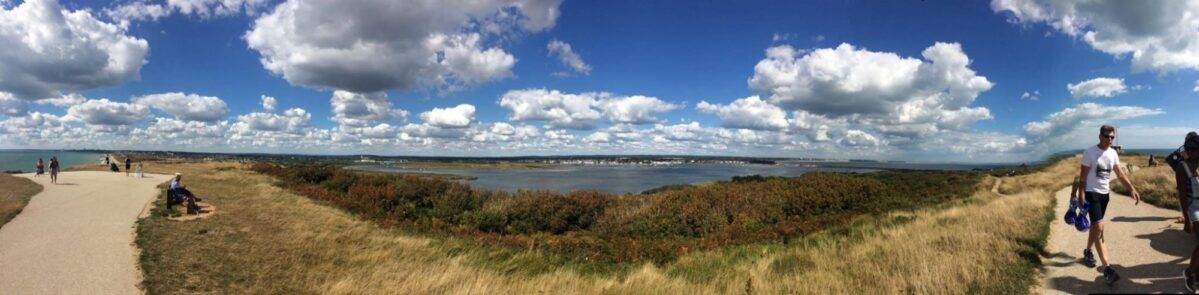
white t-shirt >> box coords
[1082,145,1120,194]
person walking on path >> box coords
[124,157,131,177]
[1074,124,1141,285]
[1176,132,1199,235]
[35,158,43,177]
[1168,133,1199,292]
[136,162,143,178]
[48,157,59,184]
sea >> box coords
[349,160,1003,194]
[0,150,107,173]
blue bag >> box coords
[1075,202,1090,232]
[1065,198,1077,225]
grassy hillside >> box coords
[1111,154,1179,210]
[133,159,1073,294]
[251,163,983,265]
[0,173,42,228]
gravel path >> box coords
[1041,185,1196,293]
[0,171,171,295]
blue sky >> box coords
[1,0,1197,162]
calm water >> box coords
[348,163,894,194]
[0,150,106,172]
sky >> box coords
[0,0,1197,163]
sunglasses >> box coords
[1102,134,1116,139]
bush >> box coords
[289,165,333,184]
[323,170,359,193]
[504,191,609,234]
[465,208,508,233]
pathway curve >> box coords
[0,171,171,295]
[1041,185,1196,293]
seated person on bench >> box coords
[168,173,202,214]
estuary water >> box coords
[348,161,994,194]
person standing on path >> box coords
[48,157,59,184]
[1074,124,1141,285]
[35,158,43,177]
[124,157,131,177]
[1168,133,1199,292]
[136,162,143,178]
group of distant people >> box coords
[34,154,146,184]
[100,154,144,178]
[32,154,201,214]
[1068,125,1199,291]
[33,157,60,184]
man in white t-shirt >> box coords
[1072,124,1141,285]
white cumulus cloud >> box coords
[596,95,680,124]
[1021,103,1160,144]
[234,107,311,133]
[547,39,591,75]
[1067,77,1128,99]
[498,88,602,130]
[0,92,26,117]
[105,0,271,27]
[747,42,994,140]
[330,91,406,127]
[470,122,539,142]
[104,1,169,27]
[993,0,1199,73]
[840,130,882,147]
[420,104,475,129]
[66,98,150,126]
[696,96,788,131]
[1021,90,1041,101]
[243,0,560,94]
[132,92,229,122]
[0,0,149,100]
[166,0,270,17]
[33,93,87,108]
[260,95,277,112]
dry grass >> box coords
[0,173,42,228]
[999,154,1178,211]
[129,159,1073,294]
[1112,155,1178,210]
[997,155,1079,195]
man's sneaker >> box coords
[1082,249,1097,267]
[1104,266,1121,285]
[1184,269,1197,293]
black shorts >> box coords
[1085,192,1111,223]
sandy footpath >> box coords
[0,171,171,295]
[1040,185,1197,293]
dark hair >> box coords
[1100,124,1116,135]
[1186,131,1199,152]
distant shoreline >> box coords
[0,148,1046,166]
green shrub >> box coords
[465,208,509,233]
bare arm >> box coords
[1077,165,1089,204]
[1115,163,1140,205]
[1071,176,1081,203]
